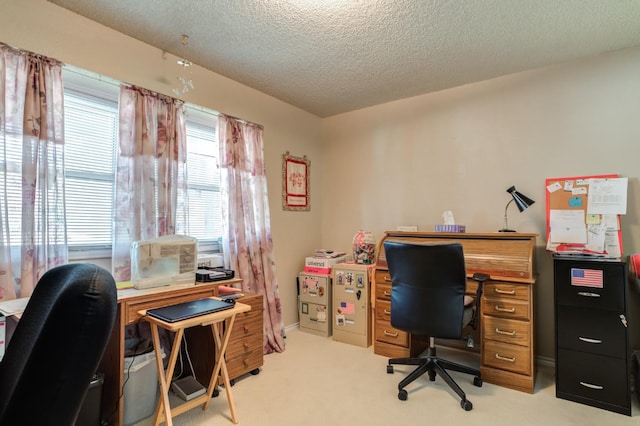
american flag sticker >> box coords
[571,268,604,288]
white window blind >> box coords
[185,117,223,247]
[64,89,117,248]
[61,67,223,254]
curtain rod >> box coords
[63,64,263,129]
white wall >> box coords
[321,47,640,359]
[3,0,640,361]
[0,0,324,329]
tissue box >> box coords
[434,225,466,233]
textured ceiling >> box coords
[49,0,640,117]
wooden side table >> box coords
[140,299,251,426]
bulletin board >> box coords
[545,174,624,257]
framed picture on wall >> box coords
[282,151,310,211]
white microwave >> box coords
[130,235,197,290]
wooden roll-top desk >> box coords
[372,231,537,393]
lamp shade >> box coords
[500,186,535,232]
[507,186,535,212]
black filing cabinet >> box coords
[554,256,630,416]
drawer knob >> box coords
[577,291,600,298]
[244,342,250,349]
[494,305,516,313]
[243,325,250,332]
[384,276,391,282]
[383,330,398,337]
[495,353,516,362]
[578,336,602,344]
[495,328,516,336]
[579,381,604,390]
[383,290,391,296]
[494,288,515,295]
[384,309,391,315]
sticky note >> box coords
[569,197,583,208]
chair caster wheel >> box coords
[230,378,236,386]
[461,399,473,411]
[250,368,260,375]
[387,365,394,374]
[213,387,220,398]
[473,376,483,387]
[398,389,408,401]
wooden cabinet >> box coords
[372,231,536,393]
[225,292,264,381]
[187,291,264,386]
[554,256,631,416]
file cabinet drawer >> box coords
[557,348,628,409]
[557,306,626,358]
[554,260,625,310]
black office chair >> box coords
[383,241,489,411]
[0,263,117,425]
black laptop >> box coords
[146,298,235,323]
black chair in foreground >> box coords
[383,241,489,411]
[0,263,117,425]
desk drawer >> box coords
[482,297,530,321]
[482,340,531,375]
[375,279,392,301]
[483,282,530,301]
[483,316,530,347]
[376,300,392,322]
[226,350,263,380]
[375,320,409,347]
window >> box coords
[184,111,223,252]
[62,67,222,257]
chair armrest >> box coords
[469,273,490,329]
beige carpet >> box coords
[135,327,638,425]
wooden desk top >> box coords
[117,278,242,302]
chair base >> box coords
[387,345,482,411]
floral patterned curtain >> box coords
[0,43,67,300]
[219,115,285,354]
[112,85,188,281]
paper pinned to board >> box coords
[587,178,628,215]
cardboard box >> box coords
[303,265,331,274]
[304,255,347,269]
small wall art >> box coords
[282,151,310,211]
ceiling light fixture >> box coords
[173,34,194,96]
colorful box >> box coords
[434,224,466,233]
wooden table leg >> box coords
[151,324,184,426]
[203,315,238,423]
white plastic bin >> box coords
[123,351,161,425]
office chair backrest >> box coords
[384,241,467,339]
[0,263,117,425]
